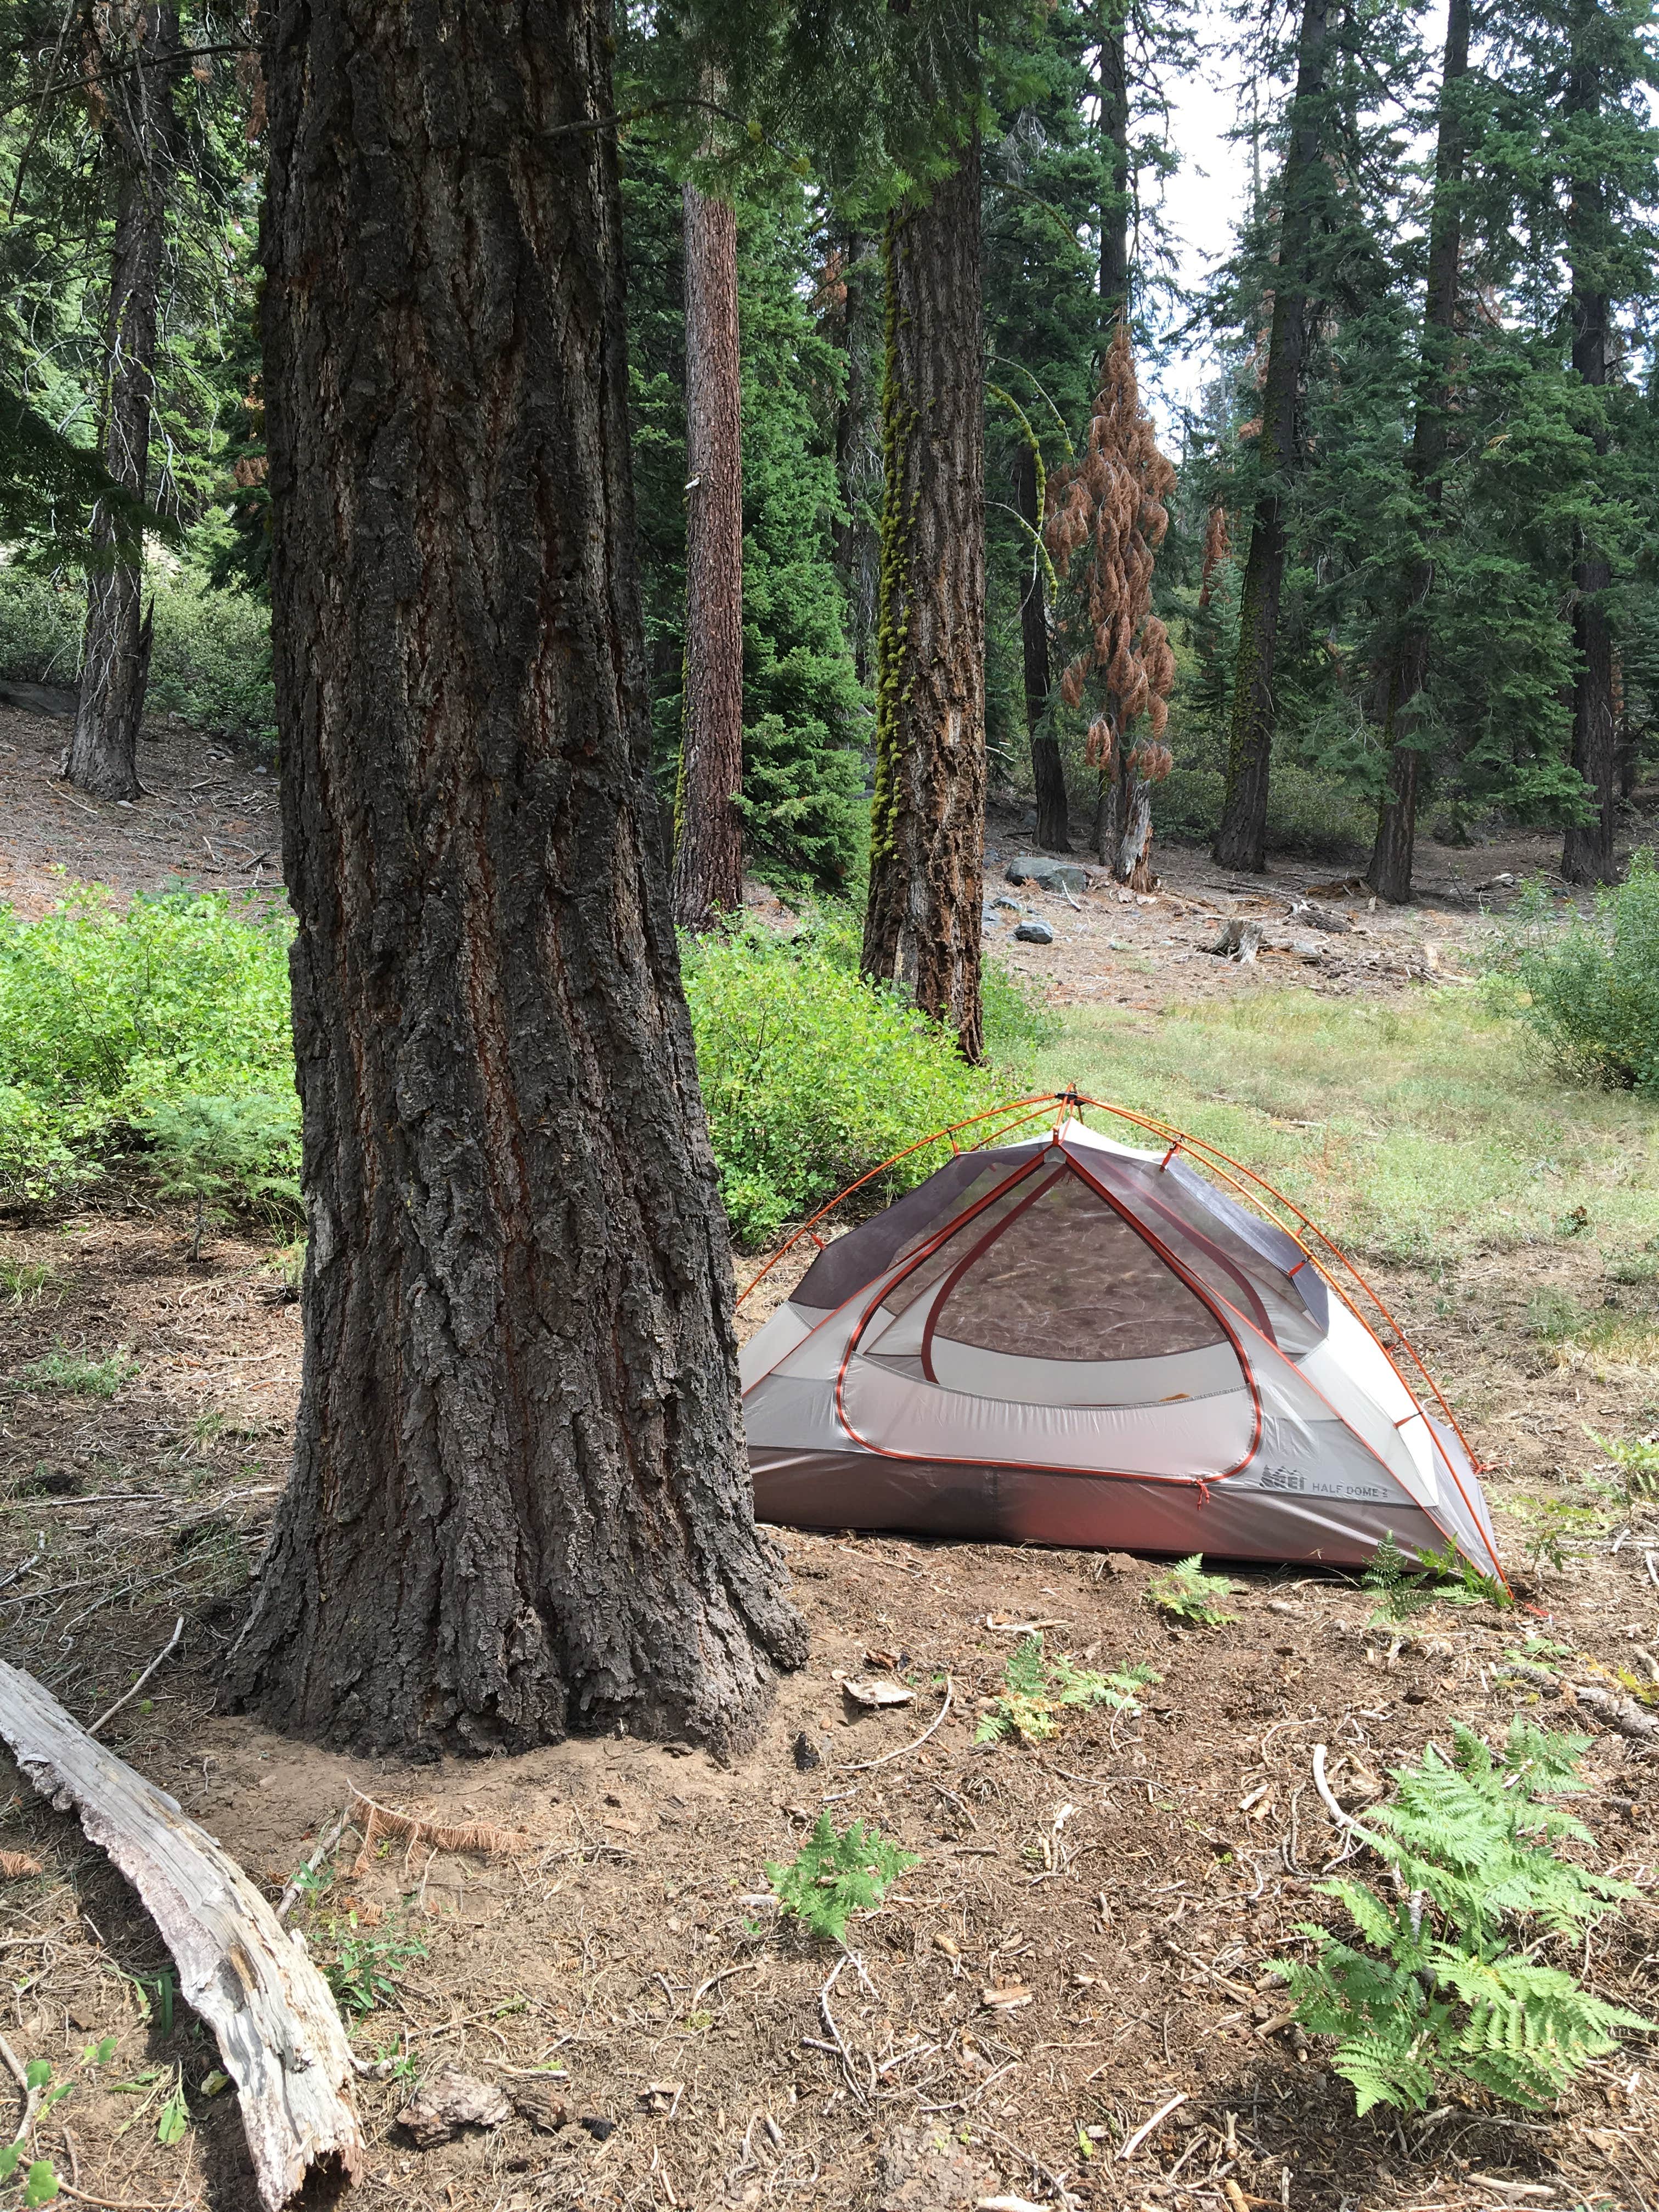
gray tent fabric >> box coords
[740,1119,1503,1577]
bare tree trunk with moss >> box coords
[1212,0,1329,874]
[861,133,986,1062]
[673,174,744,928]
[1368,0,1469,905]
[828,227,882,687]
[1015,439,1068,850]
[224,0,804,1758]
[64,4,182,802]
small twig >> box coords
[979,2121,1080,2207]
[840,1677,953,1773]
[277,1806,351,1920]
[0,1541,44,1593]
[88,1617,183,1738]
[1646,1550,1658,1592]
[1120,2089,1189,2162]
[0,2027,34,2134]
[54,2183,185,2210]
[817,1956,867,2104]
[689,1961,765,2015]
[1311,1744,1356,1830]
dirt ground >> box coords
[2,707,1657,2212]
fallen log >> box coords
[0,1660,360,2209]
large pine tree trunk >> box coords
[862,134,986,1062]
[1212,0,1329,874]
[828,228,882,687]
[63,4,180,802]
[1368,0,1470,905]
[1015,440,1068,850]
[1098,5,1130,322]
[673,178,745,928]
[1561,4,1618,886]
[225,0,804,1758]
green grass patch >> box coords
[7,1343,139,1397]
[1037,989,1659,1262]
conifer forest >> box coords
[3,5,1659,2211]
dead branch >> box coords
[88,1616,182,1738]
[0,1659,360,2210]
[347,1784,527,1876]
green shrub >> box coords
[1362,1532,1510,1621]
[1587,1426,1659,1499]
[0,888,295,1205]
[681,921,1016,1246]
[8,1343,139,1397]
[1279,1720,1651,2114]
[139,1092,301,1257]
[0,564,81,683]
[1153,720,1374,859]
[1489,850,1659,1094]
[1147,1555,1237,1627]
[146,571,276,754]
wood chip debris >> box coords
[980,1982,1034,2010]
[396,2067,511,2146]
[838,1675,915,1708]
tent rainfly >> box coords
[738,1102,1503,1578]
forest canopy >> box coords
[1,0,1653,906]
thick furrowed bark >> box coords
[1212,0,1328,874]
[1015,441,1068,852]
[674,177,745,929]
[65,5,180,802]
[862,138,986,1062]
[1561,8,1619,887]
[228,0,804,1760]
[1562,565,1618,884]
[1368,0,1469,905]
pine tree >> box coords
[862,103,986,1059]
[64,3,186,800]
[1044,321,1176,888]
[1553,0,1659,882]
[227,0,805,1755]
[1212,0,1331,872]
[1368,0,1473,902]
[619,139,863,896]
[674,166,746,928]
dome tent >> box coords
[738,1095,1504,1578]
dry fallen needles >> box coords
[348,1785,528,1876]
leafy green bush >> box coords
[976,1634,1156,1745]
[1362,1532,1510,1621]
[146,571,276,754]
[1153,719,1375,859]
[0,887,295,1204]
[765,1812,917,1944]
[140,1092,301,1257]
[1489,850,1659,1094]
[681,921,1017,1245]
[0,563,276,755]
[1587,1426,1659,1499]
[1279,1720,1650,2114]
[0,563,81,683]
